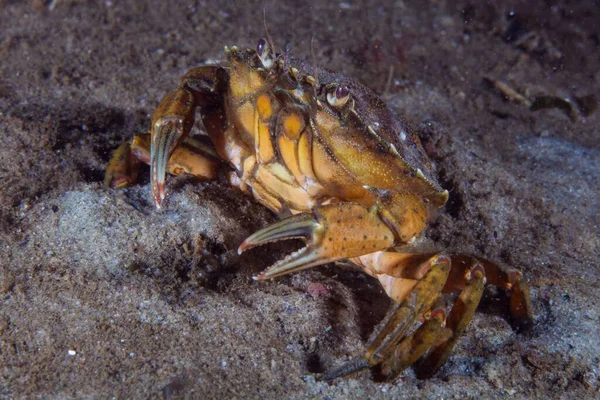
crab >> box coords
[105,37,533,381]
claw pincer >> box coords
[240,203,397,280]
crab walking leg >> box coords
[379,262,487,381]
[239,203,397,279]
[149,66,228,208]
[363,255,450,364]
[105,141,142,189]
[319,311,451,383]
[105,134,223,188]
[444,255,533,333]
[354,252,534,332]
[476,258,533,332]
[354,252,532,378]
[319,256,451,381]
[416,262,486,378]
[379,309,452,381]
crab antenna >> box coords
[310,36,320,89]
[283,41,292,69]
[263,8,276,57]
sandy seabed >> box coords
[1,1,599,398]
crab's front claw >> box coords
[150,118,180,208]
[239,203,396,280]
[149,89,196,209]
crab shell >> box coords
[219,45,448,222]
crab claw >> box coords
[151,117,186,209]
[238,204,396,280]
[148,86,197,209]
[239,213,326,280]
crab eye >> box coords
[256,38,273,68]
[257,38,267,57]
[327,84,350,107]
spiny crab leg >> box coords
[238,203,397,280]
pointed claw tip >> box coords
[237,240,252,254]
[151,177,166,209]
[153,190,165,210]
[252,269,271,281]
[153,189,164,208]
[254,273,267,281]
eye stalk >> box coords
[257,37,274,68]
[327,84,350,107]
